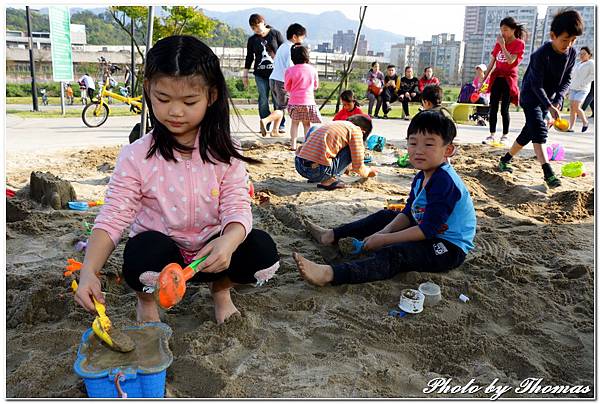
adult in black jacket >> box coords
[398,66,420,120]
[243,14,285,128]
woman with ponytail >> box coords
[482,16,527,144]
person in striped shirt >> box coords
[294,114,377,190]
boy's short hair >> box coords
[407,110,456,145]
[291,44,310,65]
[340,89,361,107]
[286,23,306,40]
[550,9,584,37]
[346,114,373,139]
[387,64,396,69]
[421,85,443,106]
[249,14,265,27]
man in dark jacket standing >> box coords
[243,14,285,131]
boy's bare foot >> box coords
[293,252,334,286]
[306,220,335,245]
[136,293,161,322]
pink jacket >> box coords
[94,131,252,255]
[284,63,319,106]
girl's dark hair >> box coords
[407,110,456,145]
[291,44,310,65]
[340,89,360,107]
[144,35,259,165]
[286,23,306,40]
[404,65,412,72]
[580,46,592,56]
[500,16,528,40]
[550,9,584,37]
[371,61,378,67]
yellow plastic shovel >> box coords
[71,280,135,353]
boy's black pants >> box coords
[331,210,466,285]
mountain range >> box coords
[201,7,405,55]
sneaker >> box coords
[482,135,495,145]
[403,115,410,121]
[581,125,588,133]
[498,160,513,173]
[545,175,561,188]
[383,114,388,119]
[500,134,508,143]
[278,127,286,134]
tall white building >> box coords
[418,33,463,85]
[542,6,595,54]
[389,37,417,70]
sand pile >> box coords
[5,142,594,398]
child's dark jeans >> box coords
[516,104,549,146]
[295,146,352,183]
[331,209,466,285]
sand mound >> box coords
[5,144,594,398]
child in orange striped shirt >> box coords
[295,114,377,190]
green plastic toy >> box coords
[397,153,410,168]
[561,161,584,178]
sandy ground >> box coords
[5,136,595,398]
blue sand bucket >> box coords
[74,322,173,398]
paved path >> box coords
[6,111,595,164]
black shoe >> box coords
[383,114,388,119]
[545,175,561,188]
[582,125,588,133]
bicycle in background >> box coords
[81,57,143,128]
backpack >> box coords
[458,83,475,103]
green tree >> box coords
[153,6,216,41]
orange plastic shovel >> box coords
[154,256,208,309]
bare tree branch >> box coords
[108,8,146,63]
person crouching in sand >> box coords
[294,114,377,191]
[294,110,476,286]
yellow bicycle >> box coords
[82,58,143,128]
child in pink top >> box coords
[73,35,279,325]
[284,44,322,150]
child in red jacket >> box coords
[333,90,364,121]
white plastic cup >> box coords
[419,282,442,306]
[398,289,425,313]
[459,293,470,303]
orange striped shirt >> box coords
[296,121,365,170]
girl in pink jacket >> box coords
[284,44,322,151]
[74,35,279,324]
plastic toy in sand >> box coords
[154,256,208,309]
[397,152,410,168]
[553,118,570,132]
[65,257,83,276]
[366,135,386,152]
[546,143,565,161]
[338,237,364,255]
[385,200,406,211]
[561,161,585,178]
[248,180,255,198]
[72,279,135,353]
[68,199,105,211]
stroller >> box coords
[458,83,489,126]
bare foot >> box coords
[293,252,334,286]
[136,293,160,322]
[211,287,240,324]
[306,220,334,245]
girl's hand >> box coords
[496,35,505,47]
[194,236,237,274]
[74,269,104,314]
[362,233,387,251]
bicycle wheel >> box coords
[82,102,109,127]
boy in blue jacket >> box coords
[294,110,476,286]
[498,9,584,188]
